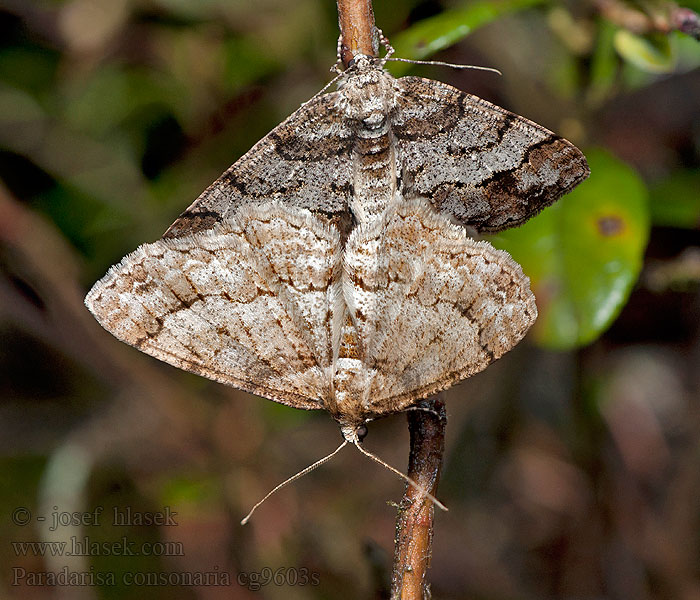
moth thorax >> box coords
[345,65,394,124]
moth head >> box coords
[340,422,369,444]
[346,53,374,70]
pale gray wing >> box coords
[344,197,537,415]
[163,92,355,239]
[86,204,342,410]
[392,76,590,232]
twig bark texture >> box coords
[337,0,377,67]
[391,397,447,599]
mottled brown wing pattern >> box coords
[85,204,343,410]
[393,76,590,232]
[163,92,356,239]
[85,58,588,430]
[344,197,537,416]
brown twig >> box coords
[391,397,447,599]
[337,0,377,67]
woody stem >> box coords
[390,396,446,599]
[337,0,377,67]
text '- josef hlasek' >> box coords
[12,506,178,531]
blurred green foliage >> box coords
[613,30,676,73]
[650,169,700,227]
[389,0,547,72]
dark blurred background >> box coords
[1,0,700,598]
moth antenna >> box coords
[352,441,448,512]
[331,34,344,75]
[241,440,348,525]
[302,70,347,109]
[384,57,502,76]
[376,28,395,65]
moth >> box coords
[162,55,589,240]
[86,196,536,439]
[86,54,588,448]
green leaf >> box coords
[488,149,650,350]
[389,0,547,75]
[613,30,676,73]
